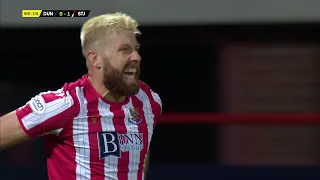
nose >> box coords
[130,50,141,62]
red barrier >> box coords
[159,113,320,125]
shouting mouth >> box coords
[123,68,137,79]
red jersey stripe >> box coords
[86,88,104,180]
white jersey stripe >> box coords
[36,88,63,98]
[126,99,140,180]
[22,92,74,130]
[73,87,91,180]
[151,91,162,110]
[98,99,118,180]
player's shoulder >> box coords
[138,81,151,92]
[138,81,160,97]
[137,81,162,107]
[62,74,89,93]
[27,75,88,112]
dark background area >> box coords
[0,23,320,179]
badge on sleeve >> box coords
[29,95,46,114]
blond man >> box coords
[0,12,162,180]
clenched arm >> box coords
[0,111,30,150]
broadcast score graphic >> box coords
[22,10,90,18]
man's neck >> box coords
[88,75,126,103]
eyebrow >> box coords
[120,43,140,48]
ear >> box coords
[87,50,102,69]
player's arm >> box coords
[0,111,30,150]
[143,89,162,179]
[0,89,76,150]
[144,151,150,180]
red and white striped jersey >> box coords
[16,74,162,180]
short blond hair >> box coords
[80,12,141,56]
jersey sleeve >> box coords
[150,90,162,123]
[16,88,76,138]
[151,91,162,114]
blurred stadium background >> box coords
[1,0,320,179]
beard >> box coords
[102,60,141,97]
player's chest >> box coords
[70,103,155,133]
[62,103,155,159]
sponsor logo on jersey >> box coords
[128,108,142,125]
[97,132,144,159]
[29,95,46,114]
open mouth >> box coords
[124,68,137,79]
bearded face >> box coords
[102,58,141,96]
[92,30,142,97]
